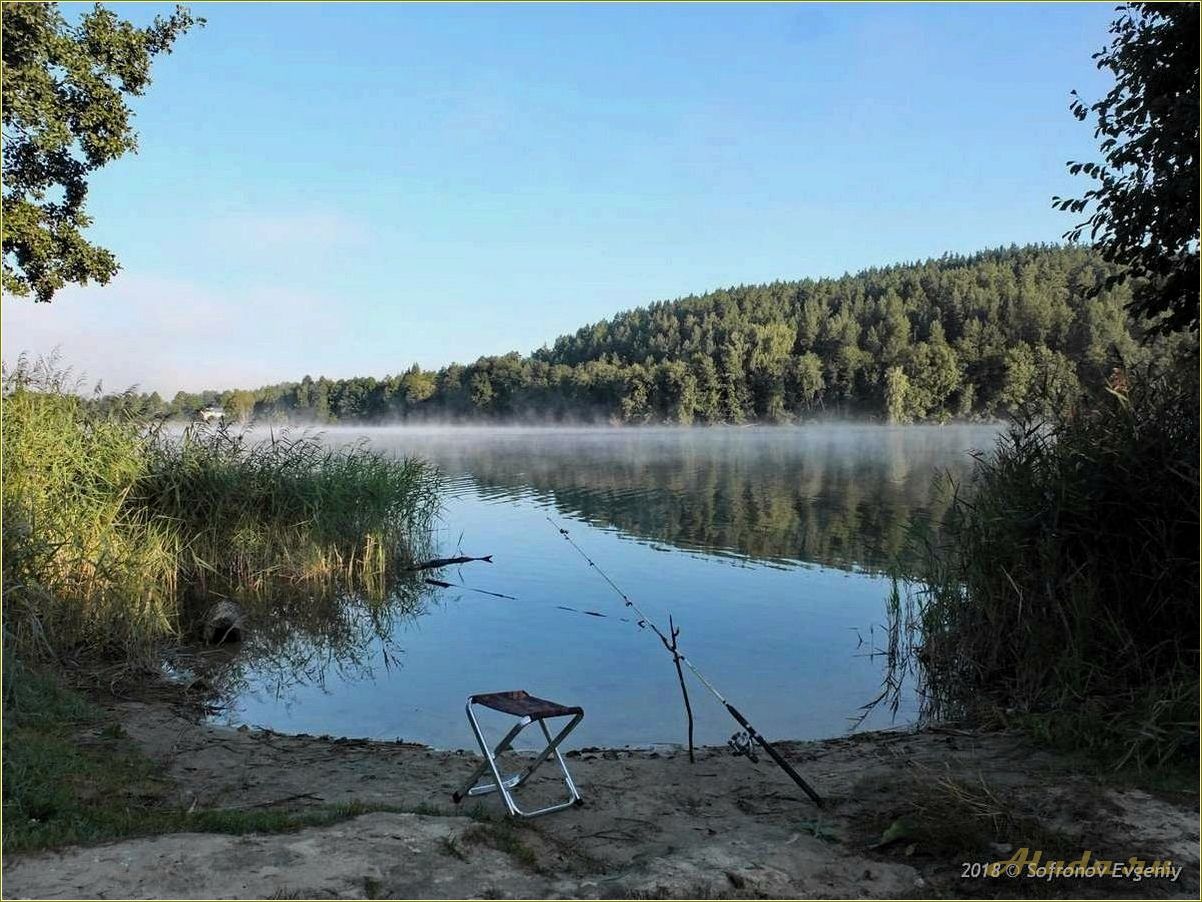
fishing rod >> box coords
[547,516,824,808]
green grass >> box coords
[0,663,423,853]
[881,358,1199,771]
[132,423,439,596]
[2,357,181,659]
[2,356,445,852]
[462,820,542,872]
[2,354,440,663]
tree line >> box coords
[92,244,1191,426]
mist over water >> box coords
[214,424,999,749]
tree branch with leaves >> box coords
[2,2,202,302]
[1054,2,1199,336]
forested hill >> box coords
[103,245,1184,425]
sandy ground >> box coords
[3,700,1197,900]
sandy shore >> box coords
[3,699,1197,899]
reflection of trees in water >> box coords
[191,573,435,713]
[415,428,993,570]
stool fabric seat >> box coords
[452,689,584,819]
[470,690,583,720]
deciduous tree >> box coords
[2,2,202,301]
[1055,2,1199,334]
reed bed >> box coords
[133,425,439,595]
[886,359,1199,769]
[1,356,440,664]
[2,359,179,658]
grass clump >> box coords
[867,770,1071,860]
[2,358,180,658]
[1,355,440,663]
[462,820,542,872]
[131,425,438,596]
[1,657,422,852]
[3,356,442,852]
[858,768,1098,899]
[890,360,1199,770]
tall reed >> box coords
[888,359,1199,768]
[2,358,179,657]
[2,356,440,663]
[132,425,439,595]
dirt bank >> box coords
[3,699,1197,899]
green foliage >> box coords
[880,6,1200,774]
[998,343,1037,409]
[898,358,1199,769]
[1,2,202,302]
[221,389,256,423]
[87,246,1188,426]
[131,425,440,595]
[0,662,416,852]
[1,356,439,661]
[1054,3,1199,334]
[2,356,180,656]
[883,367,909,423]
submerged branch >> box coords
[407,555,493,572]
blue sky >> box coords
[3,1,1118,394]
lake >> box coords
[209,425,999,751]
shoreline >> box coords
[3,689,1197,900]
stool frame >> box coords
[451,697,584,818]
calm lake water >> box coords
[211,425,999,751]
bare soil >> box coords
[3,699,1197,899]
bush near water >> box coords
[1,356,441,851]
[898,354,1200,769]
[1,355,440,663]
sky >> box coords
[2,1,1119,396]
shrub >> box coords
[1,356,440,663]
[896,358,1199,768]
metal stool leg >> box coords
[540,717,582,804]
[451,699,584,818]
[452,703,526,813]
[515,713,583,789]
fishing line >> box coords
[546,516,824,807]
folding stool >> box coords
[451,690,584,818]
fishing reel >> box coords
[727,730,759,763]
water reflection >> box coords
[188,579,432,716]
[210,425,997,747]
[370,425,998,570]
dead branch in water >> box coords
[406,554,493,572]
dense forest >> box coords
[95,244,1190,425]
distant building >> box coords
[198,405,225,423]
